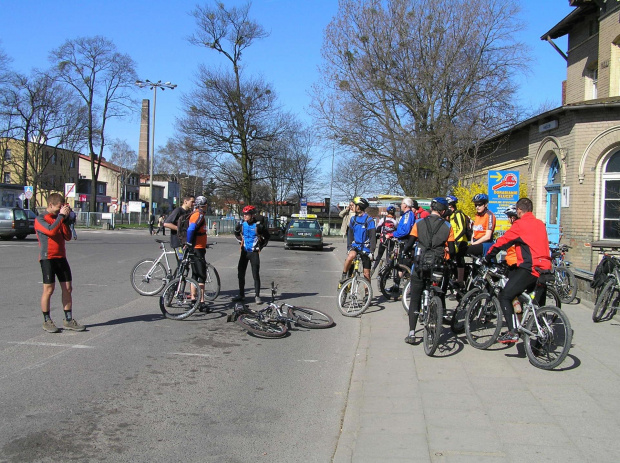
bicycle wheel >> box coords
[159,277,201,320]
[236,314,288,338]
[465,292,503,349]
[402,280,411,314]
[553,265,577,304]
[131,259,168,296]
[593,277,619,322]
[379,264,410,301]
[524,306,572,370]
[423,295,443,356]
[451,287,481,334]
[545,286,562,309]
[203,264,221,301]
[337,276,372,317]
[288,306,334,329]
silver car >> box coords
[0,207,31,240]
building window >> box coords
[3,149,11,161]
[97,184,105,194]
[587,65,598,100]
[3,172,10,183]
[70,157,75,168]
[51,153,57,165]
[602,150,620,239]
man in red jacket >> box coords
[485,198,551,344]
[35,193,84,333]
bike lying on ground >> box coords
[228,282,334,337]
[158,244,221,320]
[549,242,577,304]
[337,252,373,317]
[465,262,572,370]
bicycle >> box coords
[130,239,178,296]
[549,242,577,304]
[465,268,572,370]
[412,263,445,356]
[228,282,334,337]
[593,254,620,322]
[377,239,412,301]
[337,251,373,317]
[132,240,221,300]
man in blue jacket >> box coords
[393,197,416,240]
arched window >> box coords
[601,149,620,239]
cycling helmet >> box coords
[504,204,518,217]
[242,205,256,215]
[386,205,396,215]
[472,193,488,204]
[446,195,458,205]
[353,196,369,210]
[195,196,208,207]
[430,197,448,212]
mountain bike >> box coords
[593,254,620,322]
[549,242,577,304]
[130,239,178,296]
[413,264,445,356]
[159,246,203,320]
[132,240,221,300]
[228,282,334,337]
[337,251,373,317]
[378,239,412,301]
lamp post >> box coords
[135,79,177,217]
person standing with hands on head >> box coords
[233,205,270,304]
[35,193,85,333]
[339,197,376,286]
[185,196,210,313]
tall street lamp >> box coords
[135,79,177,217]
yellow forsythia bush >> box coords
[451,179,529,218]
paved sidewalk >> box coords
[333,250,620,462]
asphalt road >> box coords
[0,230,357,462]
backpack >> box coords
[177,210,203,247]
[591,255,616,289]
[463,212,473,241]
[414,216,449,273]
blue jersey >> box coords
[393,210,415,239]
[348,213,376,253]
[242,221,261,252]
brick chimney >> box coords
[137,99,150,174]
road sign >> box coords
[64,183,76,198]
[111,203,118,212]
[24,186,33,200]
[488,170,520,233]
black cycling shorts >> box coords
[191,248,207,283]
[351,248,372,269]
[40,258,72,284]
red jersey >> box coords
[35,213,72,260]
[487,212,551,277]
[414,208,430,220]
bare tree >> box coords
[0,70,87,208]
[50,36,138,211]
[312,0,527,197]
[108,138,137,204]
[181,2,284,205]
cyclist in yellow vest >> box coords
[446,195,469,285]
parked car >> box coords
[0,207,31,240]
[284,216,323,250]
[24,209,38,234]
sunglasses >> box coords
[474,203,485,207]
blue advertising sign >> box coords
[488,170,520,233]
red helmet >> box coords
[242,205,256,215]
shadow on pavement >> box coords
[86,313,163,327]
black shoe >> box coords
[404,335,418,345]
[231,295,245,302]
[198,302,210,313]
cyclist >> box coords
[467,193,496,257]
[484,197,551,344]
[393,197,416,240]
[503,205,519,269]
[412,200,430,221]
[371,205,398,274]
[340,197,376,286]
[403,197,455,345]
[445,195,469,286]
[164,195,196,259]
[232,205,271,304]
[186,196,209,312]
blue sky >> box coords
[1,0,573,167]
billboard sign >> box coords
[488,170,520,233]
